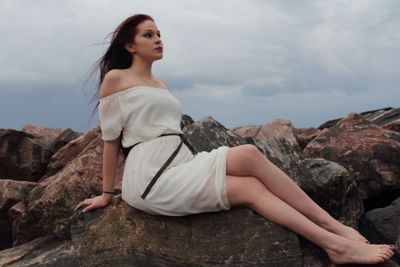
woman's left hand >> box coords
[74,194,113,213]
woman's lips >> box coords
[155,47,163,52]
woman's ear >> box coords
[124,42,136,54]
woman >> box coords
[75,14,395,264]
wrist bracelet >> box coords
[103,190,115,195]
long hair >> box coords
[87,14,154,157]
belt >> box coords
[123,133,196,200]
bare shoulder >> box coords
[157,77,169,89]
[99,69,124,99]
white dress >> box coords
[98,85,231,216]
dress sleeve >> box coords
[98,97,123,141]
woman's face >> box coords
[126,20,163,61]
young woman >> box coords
[75,14,395,264]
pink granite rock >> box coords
[294,127,321,149]
[21,124,65,147]
[304,113,400,199]
[231,119,300,150]
[12,126,124,245]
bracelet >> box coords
[103,190,115,195]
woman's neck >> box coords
[129,58,154,79]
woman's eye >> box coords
[144,33,152,38]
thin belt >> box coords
[124,133,196,200]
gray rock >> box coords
[300,158,363,228]
[71,197,331,267]
[360,197,400,244]
[0,235,77,267]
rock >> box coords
[70,196,331,266]
[184,116,247,151]
[294,127,321,150]
[4,113,393,265]
[0,180,36,210]
[0,218,12,251]
[231,119,301,151]
[21,124,65,147]
[0,129,52,182]
[300,159,363,227]
[9,201,26,221]
[243,138,363,228]
[317,107,395,130]
[180,113,194,130]
[0,235,77,267]
[360,197,400,244]
[366,108,400,127]
[253,137,303,181]
[21,124,82,160]
[384,119,400,133]
[42,126,101,181]
[304,113,400,199]
[12,126,125,246]
[0,180,36,250]
[48,128,82,155]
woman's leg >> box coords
[226,145,366,242]
[225,174,395,264]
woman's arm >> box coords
[75,71,123,212]
[102,136,121,200]
[74,138,120,212]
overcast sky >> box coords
[1,0,399,134]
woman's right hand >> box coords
[74,194,113,213]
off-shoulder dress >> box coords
[98,86,231,216]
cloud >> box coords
[0,0,399,131]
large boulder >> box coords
[304,113,400,199]
[360,197,400,264]
[364,108,400,128]
[231,119,301,151]
[21,124,65,147]
[184,116,247,151]
[0,180,36,211]
[12,126,125,246]
[0,235,77,267]
[360,197,400,244]
[0,125,81,182]
[0,129,52,182]
[21,124,82,155]
[42,126,102,180]
[0,180,36,250]
[317,107,398,130]
[300,159,363,227]
[294,127,321,150]
[70,196,330,267]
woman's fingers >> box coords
[75,199,91,211]
[74,196,107,213]
[81,204,91,212]
[82,202,98,212]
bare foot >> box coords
[320,219,369,243]
[325,239,395,265]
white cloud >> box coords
[0,0,399,130]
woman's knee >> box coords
[226,144,266,175]
[240,144,263,157]
[226,175,268,207]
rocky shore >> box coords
[0,107,399,266]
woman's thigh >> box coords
[226,174,268,207]
[226,144,265,176]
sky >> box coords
[1,0,399,134]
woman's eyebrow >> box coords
[144,29,160,33]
